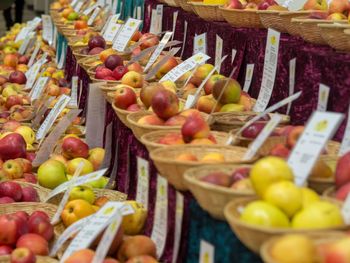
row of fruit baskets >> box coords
[0,0,349,262]
[156,0,350,51]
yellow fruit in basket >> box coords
[121,201,147,235]
[292,201,344,229]
[270,234,316,263]
[310,159,333,178]
[240,201,290,228]
[201,153,225,163]
[300,187,320,209]
[264,181,302,218]
[250,157,294,198]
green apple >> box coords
[69,185,96,204]
[67,157,94,175]
[85,176,108,189]
[220,103,245,112]
[37,160,67,189]
[2,86,17,98]
[15,126,36,145]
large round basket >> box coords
[279,11,314,36]
[224,197,347,253]
[257,10,288,32]
[140,130,230,152]
[189,2,224,21]
[184,164,255,220]
[177,0,195,13]
[319,23,350,52]
[112,102,134,128]
[0,256,58,263]
[150,145,255,191]
[220,7,263,28]
[260,231,348,263]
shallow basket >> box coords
[220,7,263,28]
[190,2,224,21]
[184,164,255,220]
[224,196,347,253]
[150,145,255,191]
[140,130,230,152]
[319,23,350,52]
[0,256,58,263]
[260,231,348,263]
[257,10,288,32]
[177,0,195,13]
[279,11,314,36]
[112,102,133,128]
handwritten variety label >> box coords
[88,7,101,26]
[25,54,47,89]
[172,192,184,263]
[243,64,255,93]
[136,157,150,209]
[30,76,49,100]
[287,58,296,115]
[254,28,281,112]
[193,33,207,55]
[103,14,121,42]
[215,35,223,73]
[36,95,71,141]
[200,240,215,263]
[160,52,210,82]
[288,111,344,186]
[151,175,168,259]
[18,32,35,55]
[317,84,330,112]
[244,114,282,160]
[42,15,53,45]
[28,42,41,67]
[113,18,142,52]
[339,106,350,155]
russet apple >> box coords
[16,233,49,255]
[61,137,89,159]
[121,71,144,89]
[204,74,225,95]
[140,83,165,109]
[137,115,165,125]
[151,90,179,120]
[117,235,157,262]
[2,159,23,179]
[11,247,36,263]
[196,94,222,114]
[212,78,241,104]
[181,113,210,143]
[114,86,137,110]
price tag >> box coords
[287,58,296,115]
[18,32,34,55]
[68,76,79,108]
[172,192,184,263]
[30,76,49,100]
[193,33,207,55]
[144,31,173,72]
[253,28,281,112]
[113,18,142,52]
[88,7,101,26]
[86,83,106,148]
[83,3,99,15]
[288,111,344,186]
[231,49,237,64]
[44,168,108,202]
[215,35,223,73]
[244,114,282,160]
[172,11,178,41]
[180,21,188,58]
[28,42,41,67]
[102,14,121,41]
[317,84,330,112]
[199,240,215,263]
[42,15,53,45]
[36,95,71,141]
[160,52,210,82]
[136,157,149,209]
[243,64,254,93]
[339,106,350,156]
[61,202,124,261]
[74,1,83,12]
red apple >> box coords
[61,137,89,159]
[151,90,179,120]
[286,126,304,148]
[3,120,21,131]
[88,47,104,55]
[9,71,27,85]
[231,167,250,182]
[269,143,290,159]
[335,152,350,189]
[28,216,53,241]
[0,197,15,204]
[12,211,29,222]
[18,56,29,65]
[16,233,49,255]
[140,83,165,109]
[0,214,28,246]
[95,67,113,79]
[21,186,39,202]
[335,182,350,201]
[88,36,106,50]
[29,211,50,223]
[0,76,8,85]
[0,181,22,201]
[181,113,210,143]
[0,133,27,161]
[0,245,13,255]
[105,55,124,71]
[11,247,36,263]
[23,173,37,184]
[126,104,141,112]
[5,95,23,110]
[241,123,266,139]
[139,33,159,50]
[113,66,128,80]
[164,115,187,126]
[114,87,137,110]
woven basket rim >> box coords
[218,6,258,13]
[111,102,133,115]
[189,1,224,6]
[127,111,182,129]
[318,23,350,28]
[292,17,339,24]
[279,10,315,16]
[256,10,288,14]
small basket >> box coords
[279,11,314,36]
[184,164,255,220]
[190,2,224,21]
[177,0,195,13]
[257,10,288,32]
[140,130,230,152]
[319,23,350,52]
[220,7,263,28]
[224,196,347,253]
[150,145,256,191]
[0,256,58,263]
[112,102,133,128]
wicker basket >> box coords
[178,0,195,13]
[189,2,224,21]
[220,7,263,28]
[319,23,350,52]
[14,181,51,202]
[260,231,348,263]
[164,0,179,7]
[150,145,255,191]
[224,196,347,253]
[257,10,288,32]
[104,91,115,104]
[140,130,230,152]
[112,102,133,128]
[279,11,315,36]
[184,164,255,220]
[0,256,58,263]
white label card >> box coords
[28,42,41,67]
[287,58,296,115]
[30,76,49,100]
[180,21,188,58]
[150,175,168,259]
[42,15,53,45]
[144,31,173,72]
[172,192,184,263]
[18,32,34,55]
[215,35,223,73]
[149,9,157,35]
[231,49,237,64]
[288,111,344,186]
[25,55,47,89]
[136,157,149,209]
[74,1,83,12]
[70,0,79,7]
[243,64,254,93]
[156,5,163,35]
[103,14,121,41]
[254,29,281,112]
[36,95,71,140]
[88,7,101,26]
[244,114,282,160]
[113,18,142,52]
[199,240,215,263]
[339,106,350,156]
[193,33,207,55]
[83,3,99,15]
[287,0,308,11]
[317,84,330,112]
[57,45,66,70]
[160,52,210,82]
[172,11,178,41]
[68,76,79,108]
